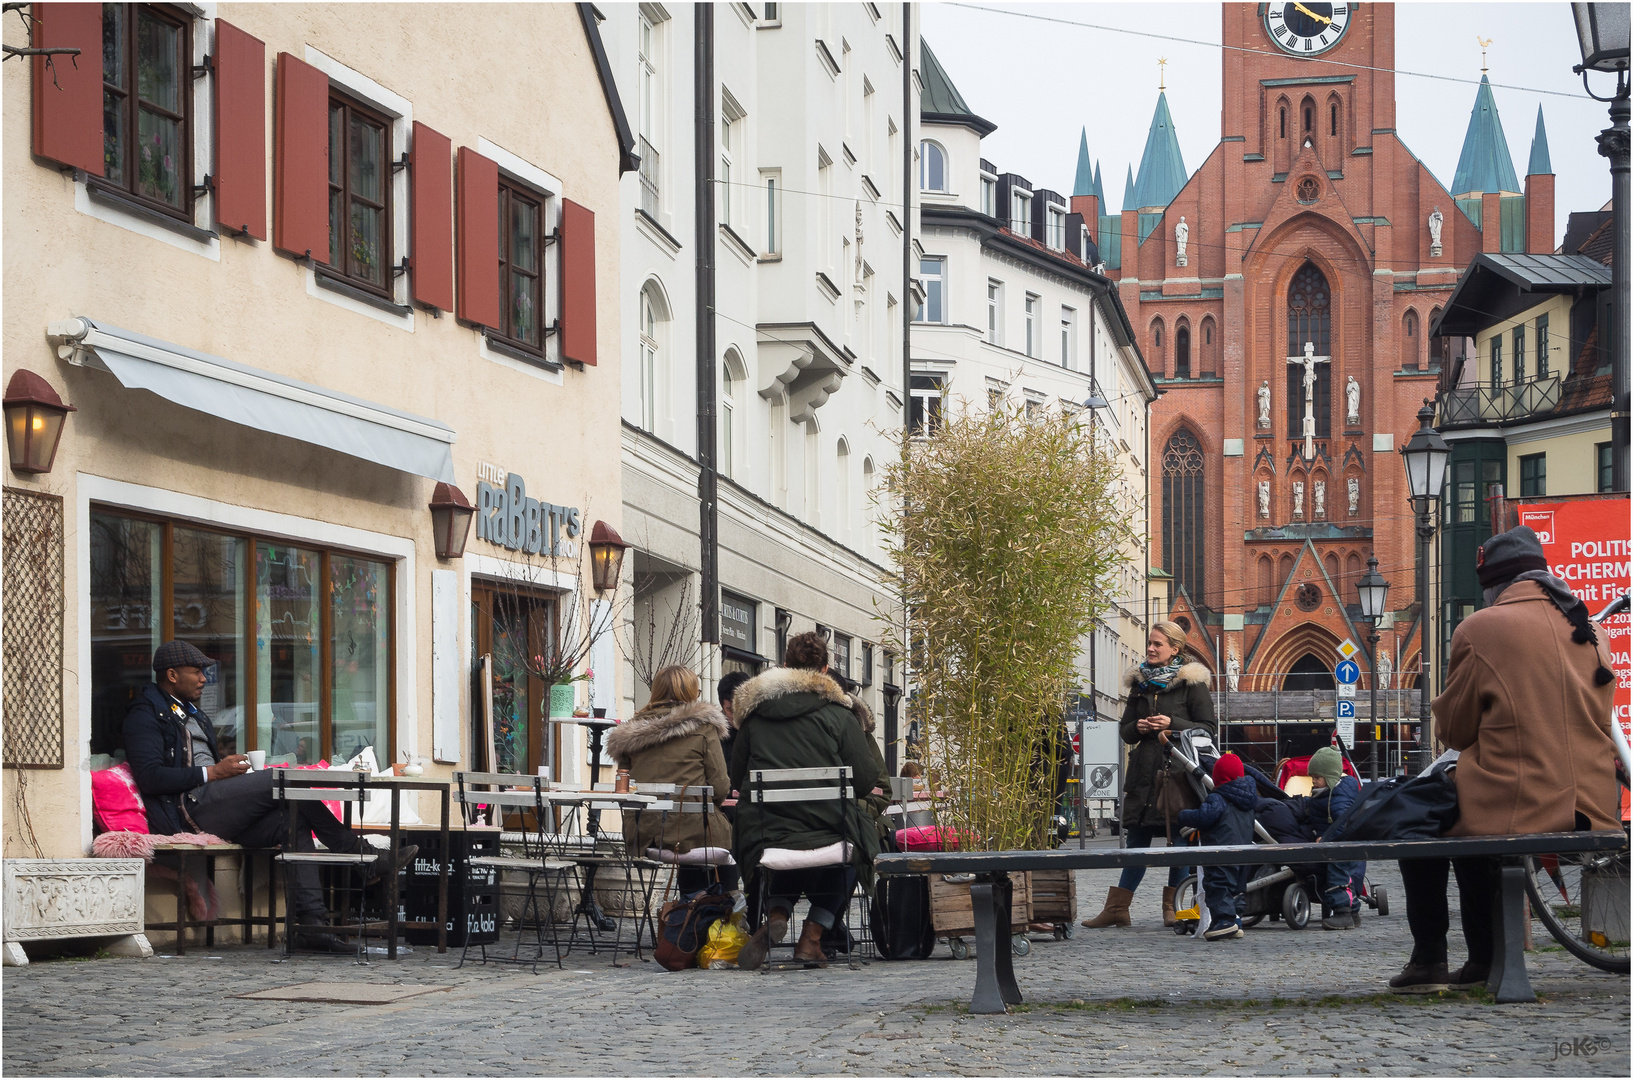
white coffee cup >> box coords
[246,750,266,771]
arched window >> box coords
[1324,551,1339,581]
[721,350,742,479]
[836,437,851,537]
[1402,310,1419,372]
[1175,324,1191,379]
[1200,316,1218,377]
[1330,101,1339,137]
[1284,654,1336,691]
[1346,551,1362,584]
[1303,102,1313,133]
[1285,262,1333,438]
[920,140,946,192]
[803,421,820,525]
[639,284,667,432]
[1161,428,1206,605]
[1153,321,1164,348]
[1279,107,1286,139]
[1279,552,1294,589]
[862,456,876,550]
[1258,555,1275,607]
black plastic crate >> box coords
[398,831,502,946]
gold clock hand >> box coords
[1292,2,1334,25]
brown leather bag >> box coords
[1151,751,1201,840]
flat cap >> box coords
[152,640,213,672]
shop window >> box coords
[88,509,393,764]
[100,3,194,220]
[832,633,853,685]
[327,91,394,297]
[471,583,557,776]
[495,177,546,355]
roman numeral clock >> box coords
[1265,2,1352,55]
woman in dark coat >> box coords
[1081,620,1217,929]
[730,631,885,968]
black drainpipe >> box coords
[696,4,719,646]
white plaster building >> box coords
[913,44,1158,723]
[604,3,916,761]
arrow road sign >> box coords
[1335,659,1361,685]
[1337,700,1356,719]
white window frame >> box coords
[1061,305,1077,369]
[1011,189,1031,235]
[640,286,662,431]
[919,140,947,192]
[1046,205,1066,250]
[986,279,1003,345]
[980,167,998,218]
[1024,293,1039,357]
[761,168,782,256]
[919,256,946,324]
[720,90,745,230]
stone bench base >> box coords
[2,858,151,965]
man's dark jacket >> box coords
[124,683,219,835]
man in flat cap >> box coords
[124,640,415,950]
[1389,527,1621,994]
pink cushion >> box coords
[896,825,972,852]
[91,763,148,834]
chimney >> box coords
[1524,173,1554,254]
[1481,192,1502,254]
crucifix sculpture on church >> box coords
[1287,340,1329,460]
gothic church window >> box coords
[1162,428,1206,607]
[1285,262,1333,438]
[1176,325,1191,379]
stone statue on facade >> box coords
[1377,648,1393,690]
[1348,476,1361,516]
[1258,479,1270,519]
[1257,379,1272,428]
[1428,206,1444,257]
[1314,479,1326,519]
[1226,650,1241,692]
[1292,480,1305,518]
[1346,375,1361,426]
[1174,216,1189,267]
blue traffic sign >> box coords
[1335,659,1361,685]
[1336,700,1356,719]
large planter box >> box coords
[2,858,152,965]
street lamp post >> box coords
[1079,387,1110,850]
[1356,555,1391,780]
[1572,3,1631,492]
[1400,401,1450,771]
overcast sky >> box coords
[920,1,1612,242]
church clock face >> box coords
[1265,2,1352,56]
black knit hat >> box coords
[1476,526,1549,589]
[152,640,213,672]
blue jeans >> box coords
[1202,864,1246,924]
[1117,825,1188,892]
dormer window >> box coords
[1045,205,1066,250]
[1010,189,1030,234]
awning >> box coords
[50,317,455,482]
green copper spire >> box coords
[1132,91,1188,210]
[1122,165,1136,213]
[1074,128,1094,197]
[1093,162,1105,205]
[1527,105,1552,176]
[1451,75,1520,196]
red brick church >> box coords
[1076,3,1557,692]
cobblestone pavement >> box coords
[3,855,1627,1076]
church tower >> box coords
[1096,3,1520,707]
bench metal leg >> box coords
[173,854,190,956]
[1488,862,1536,1004]
[969,875,1023,1014]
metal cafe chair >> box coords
[270,769,383,959]
[452,771,575,972]
[632,784,733,946]
[743,766,866,971]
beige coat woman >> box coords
[1433,580,1621,836]
[605,700,733,855]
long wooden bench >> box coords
[875,831,1628,1012]
[146,844,280,954]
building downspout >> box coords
[696,5,719,649]
[897,2,913,769]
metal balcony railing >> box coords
[638,137,660,218]
[1441,374,1562,426]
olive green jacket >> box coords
[728,668,886,891]
[604,699,732,855]
[1118,662,1217,829]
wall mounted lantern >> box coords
[587,520,630,594]
[4,369,75,476]
[428,482,474,559]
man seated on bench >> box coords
[124,640,416,952]
[1391,528,1621,993]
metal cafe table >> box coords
[270,768,453,958]
[539,787,659,963]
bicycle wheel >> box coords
[1523,850,1630,974]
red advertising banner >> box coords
[1515,497,1631,818]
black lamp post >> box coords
[1080,388,1110,850]
[1400,400,1450,768]
[1572,3,1631,493]
[1356,555,1391,780]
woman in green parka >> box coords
[1080,620,1217,930]
[730,631,885,968]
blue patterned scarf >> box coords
[1137,657,1183,692]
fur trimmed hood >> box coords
[731,667,853,730]
[1123,661,1212,692]
[605,699,728,763]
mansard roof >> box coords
[1132,91,1188,211]
[1451,75,1520,196]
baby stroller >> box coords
[1165,731,1388,934]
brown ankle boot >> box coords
[1162,886,1178,928]
[792,919,828,966]
[735,906,790,970]
[1080,886,1133,928]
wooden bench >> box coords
[876,831,1628,1012]
[146,843,280,955]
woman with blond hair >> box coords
[606,665,734,892]
[1080,620,1216,929]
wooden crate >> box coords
[1029,868,1077,924]
[928,871,1032,937]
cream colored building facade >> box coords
[3,3,631,870]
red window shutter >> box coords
[273,51,329,262]
[410,123,454,312]
[559,199,597,366]
[213,20,266,240]
[456,147,499,329]
[31,3,103,175]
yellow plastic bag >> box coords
[698,912,750,968]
